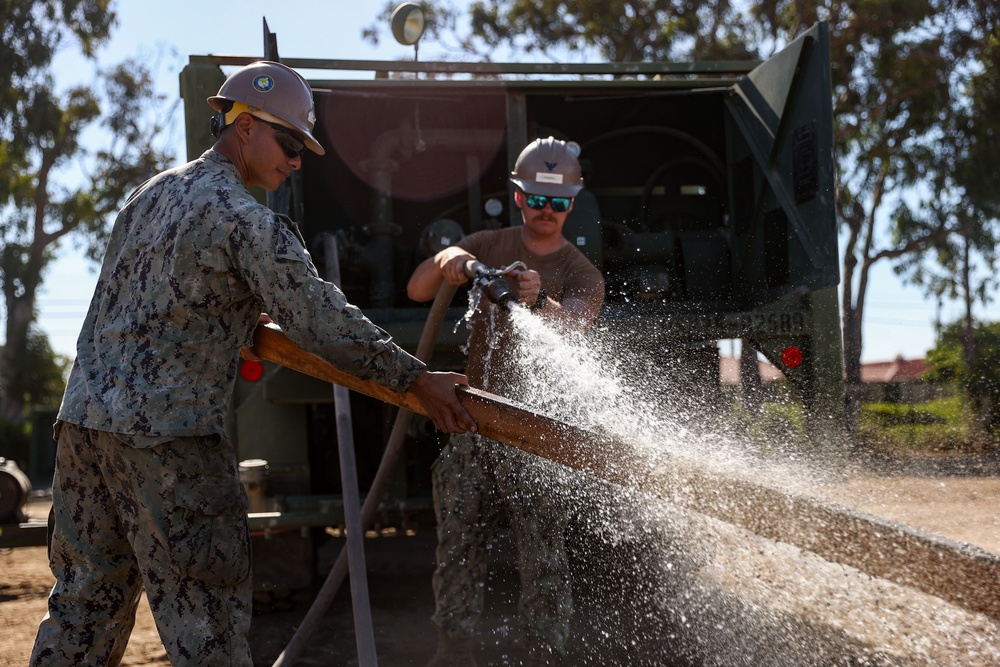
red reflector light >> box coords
[781,346,803,369]
[240,360,264,382]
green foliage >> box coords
[362,0,758,62]
[20,331,70,408]
[854,320,1000,453]
[855,395,975,452]
[463,0,758,62]
[739,394,981,454]
[0,330,69,419]
[0,416,31,464]
[0,0,174,420]
[860,401,950,428]
[731,398,807,449]
[926,320,1000,433]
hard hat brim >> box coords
[510,177,583,198]
[207,95,326,156]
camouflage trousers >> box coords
[431,433,573,653]
[30,422,253,666]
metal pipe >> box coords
[360,126,505,306]
[323,235,378,667]
[271,281,458,666]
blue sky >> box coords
[22,1,1000,363]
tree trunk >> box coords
[842,257,872,432]
[961,231,976,368]
[958,228,989,441]
[1,243,45,423]
[1,294,34,422]
[739,339,762,413]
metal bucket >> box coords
[238,458,269,513]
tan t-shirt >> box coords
[456,226,605,395]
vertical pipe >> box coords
[325,235,378,667]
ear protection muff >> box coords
[209,100,236,138]
[209,112,223,138]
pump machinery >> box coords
[0,19,845,587]
[167,19,849,594]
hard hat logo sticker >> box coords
[253,75,274,93]
[544,161,558,171]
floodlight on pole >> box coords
[390,2,425,60]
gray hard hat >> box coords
[509,136,583,197]
[208,61,325,155]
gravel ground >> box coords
[3,456,999,667]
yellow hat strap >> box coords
[223,101,254,127]
[223,102,301,138]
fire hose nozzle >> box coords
[463,260,524,309]
[464,260,490,279]
[482,277,517,309]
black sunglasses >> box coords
[524,193,573,213]
[254,117,306,159]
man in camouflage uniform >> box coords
[30,61,475,667]
[408,137,606,666]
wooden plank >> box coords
[252,323,1000,622]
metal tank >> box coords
[178,20,844,593]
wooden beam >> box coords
[253,323,1000,622]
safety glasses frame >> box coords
[254,117,306,159]
[523,193,573,213]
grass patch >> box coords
[856,396,976,453]
[731,400,807,449]
[730,394,993,455]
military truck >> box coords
[177,19,844,591]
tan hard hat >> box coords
[509,136,583,197]
[208,61,325,155]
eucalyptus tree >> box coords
[1,0,173,420]
[896,19,1000,429]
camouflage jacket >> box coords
[59,149,424,439]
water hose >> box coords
[271,280,458,667]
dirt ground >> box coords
[3,455,1000,667]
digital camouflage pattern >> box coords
[31,423,252,666]
[36,149,427,664]
[428,225,603,656]
[59,149,424,439]
[431,433,573,654]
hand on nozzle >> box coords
[508,269,543,306]
[464,260,490,278]
[439,252,478,286]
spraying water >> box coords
[458,284,1000,666]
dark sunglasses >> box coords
[255,117,306,159]
[524,193,573,213]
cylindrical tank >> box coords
[238,458,270,513]
[0,458,31,524]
